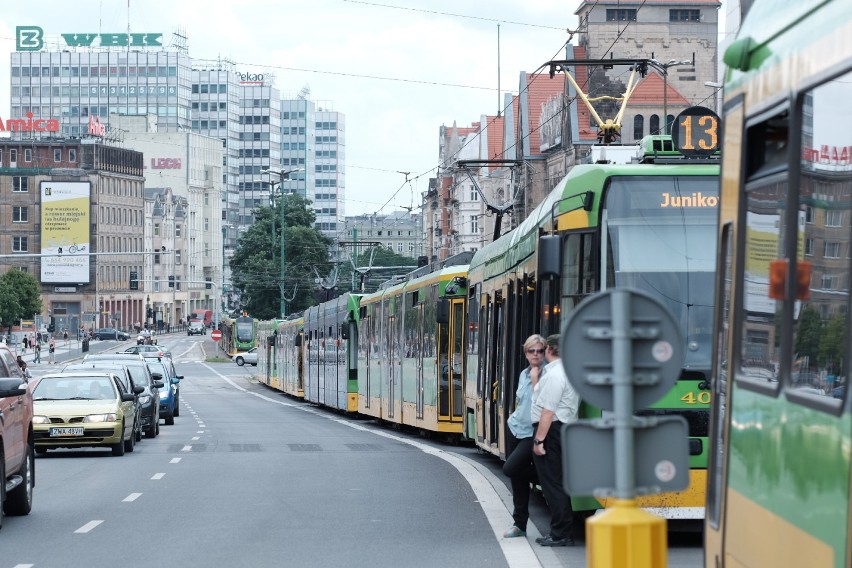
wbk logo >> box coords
[16,26,44,51]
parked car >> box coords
[146,359,181,425]
[95,328,130,341]
[122,345,171,359]
[233,347,258,367]
[61,361,144,442]
[0,344,34,528]
[187,321,206,336]
[32,372,139,456]
[82,354,163,438]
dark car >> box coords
[187,321,206,336]
[95,328,130,341]
[61,361,145,442]
[82,354,163,438]
[146,359,181,425]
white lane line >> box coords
[181,445,193,452]
[170,457,182,464]
[191,436,200,441]
[197,430,204,433]
[202,363,544,568]
[152,473,166,480]
[13,564,35,567]
[75,520,103,533]
[123,493,142,502]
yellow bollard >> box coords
[586,499,667,568]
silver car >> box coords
[233,348,257,367]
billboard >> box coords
[40,181,90,283]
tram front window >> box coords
[604,176,719,369]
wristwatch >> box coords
[533,438,543,445]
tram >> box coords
[705,1,851,566]
[465,133,720,524]
[255,319,283,390]
[304,293,360,412]
[220,314,256,356]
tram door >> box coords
[439,298,465,422]
[386,311,397,420]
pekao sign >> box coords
[149,158,182,170]
[237,72,264,84]
[16,25,162,51]
[0,112,60,132]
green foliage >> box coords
[338,246,420,293]
[0,270,43,331]
[819,312,847,370]
[229,194,331,319]
[794,306,823,363]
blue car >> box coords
[146,359,180,425]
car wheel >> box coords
[236,357,245,366]
[252,363,257,366]
[145,419,157,439]
[112,423,126,456]
[0,453,5,530]
[165,412,175,426]
[4,445,35,518]
[174,398,180,417]
[155,420,160,437]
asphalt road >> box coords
[1,334,703,568]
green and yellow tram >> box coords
[466,134,720,524]
[221,314,256,356]
[706,1,851,566]
[255,319,283,390]
[304,294,360,412]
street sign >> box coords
[560,288,684,411]
[210,330,222,341]
[561,416,690,496]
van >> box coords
[190,309,213,328]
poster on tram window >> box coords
[40,181,91,284]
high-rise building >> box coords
[314,106,345,237]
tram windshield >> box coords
[236,319,254,343]
[604,175,719,369]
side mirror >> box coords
[153,381,165,389]
[0,378,27,397]
[436,298,449,324]
[295,334,303,347]
[121,393,136,402]
[538,234,561,278]
[133,385,145,395]
[171,377,181,384]
[151,372,163,380]
[177,375,184,381]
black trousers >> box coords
[532,421,574,540]
[503,431,536,531]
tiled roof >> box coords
[483,115,505,168]
[628,72,690,106]
[523,73,567,156]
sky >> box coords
[0,0,584,216]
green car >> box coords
[32,372,142,456]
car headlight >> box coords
[139,395,152,404]
[83,413,118,423]
[32,415,50,424]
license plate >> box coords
[49,427,84,437]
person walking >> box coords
[531,334,579,547]
[502,334,546,538]
[48,337,56,364]
[33,340,41,364]
[22,335,29,352]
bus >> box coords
[465,132,720,526]
[221,315,256,356]
[705,1,851,566]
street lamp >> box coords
[262,166,303,318]
[650,58,693,134]
[145,295,151,328]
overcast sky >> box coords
[0,0,582,215]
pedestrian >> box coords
[48,337,56,364]
[531,334,579,547]
[19,361,31,380]
[34,340,41,364]
[23,335,29,352]
[63,329,68,342]
[502,334,546,538]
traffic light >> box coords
[130,271,138,290]
[168,275,175,288]
[205,279,212,290]
[146,307,153,319]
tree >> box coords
[819,312,847,370]
[0,269,43,335]
[338,246,420,294]
[229,195,331,319]
[794,306,823,363]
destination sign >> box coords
[671,106,720,157]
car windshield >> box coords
[34,376,116,400]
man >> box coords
[531,334,579,547]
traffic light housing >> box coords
[205,279,212,290]
[168,275,175,288]
[130,271,138,290]
[146,307,153,319]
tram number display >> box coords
[680,391,712,405]
[671,106,720,157]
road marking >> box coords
[170,457,181,464]
[152,473,166,480]
[197,430,204,433]
[12,564,35,567]
[181,445,193,452]
[123,493,142,502]
[203,363,544,568]
[75,520,103,533]
[192,436,200,441]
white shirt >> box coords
[531,358,579,424]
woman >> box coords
[502,334,547,538]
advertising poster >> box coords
[40,181,90,283]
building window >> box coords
[826,209,843,227]
[12,177,28,192]
[176,250,182,264]
[650,114,661,135]
[154,253,161,265]
[176,225,182,237]
[805,238,814,256]
[154,223,160,236]
[805,206,814,223]
[10,149,17,164]
[633,115,644,140]
[53,149,61,162]
[13,206,28,223]
[606,8,637,21]
[12,236,28,252]
[824,241,841,259]
[69,149,77,162]
[23,149,32,162]
[204,218,209,231]
[471,216,479,234]
[470,187,478,201]
[670,9,700,22]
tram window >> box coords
[785,69,852,409]
[467,285,480,395]
[745,110,789,179]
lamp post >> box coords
[650,58,693,134]
[145,295,150,329]
[262,167,302,318]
